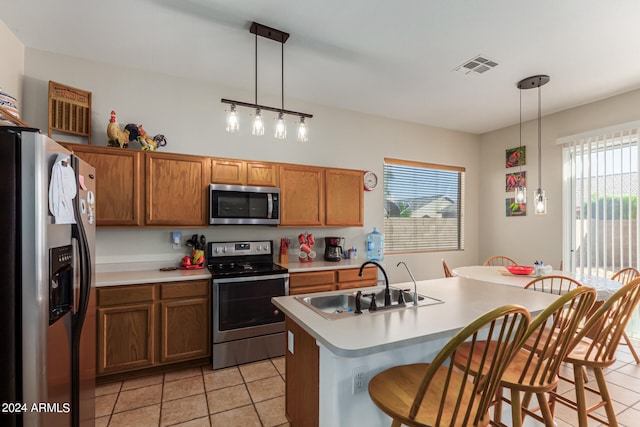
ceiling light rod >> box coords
[221,98,313,118]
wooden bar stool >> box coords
[453,287,596,427]
[368,305,530,427]
[611,267,640,363]
[483,256,517,266]
[550,278,640,427]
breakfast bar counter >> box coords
[272,276,558,427]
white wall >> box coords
[0,18,24,113]
[479,87,640,268]
[20,48,481,283]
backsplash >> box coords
[95,227,368,265]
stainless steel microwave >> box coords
[209,184,280,225]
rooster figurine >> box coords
[107,110,130,148]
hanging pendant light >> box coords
[252,108,265,136]
[514,87,526,204]
[297,117,308,142]
[517,74,550,215]
[221,22,313,140]
[225,104,239,133]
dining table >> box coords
[452,265,622,302]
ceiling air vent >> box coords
[453,55,499,76]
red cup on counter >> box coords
[308,234,315,246]
[300,243,312,254]
[298,233,307,245]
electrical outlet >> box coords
[352,367,367,394]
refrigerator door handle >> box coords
[70,155,92,427]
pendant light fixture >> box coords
[514,87,526,204]
[517,74,550,215]
[222,22,313,140]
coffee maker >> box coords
[324,237,344,262]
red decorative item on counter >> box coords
[180,250,205,270]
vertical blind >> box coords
[561,123,639,277]
[383,158,465,253]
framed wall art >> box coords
[506,146,526,168]
[506,198,526,217]
[505,171,526,192]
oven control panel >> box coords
[208,240,273,258]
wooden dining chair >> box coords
[524,275,582,295]
[453,287,596,427]
[550,278,640,427]
[483,255,518,267]
[368,305,530,427]
[441,259,454,278]
[611,267,640,363]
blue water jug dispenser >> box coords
[366,227,384,261]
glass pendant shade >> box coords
[225,104,239,133]
[252,109,264,136]
[514,186,527,204]
[534,188,547,215]
[297,117,308,142]
[274,112,286,139]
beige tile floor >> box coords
[95,357,288,427]
[94,338,640,427]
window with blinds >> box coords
[561,122,639,277]
[383,158,465,253]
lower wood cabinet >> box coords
[97,302,155,373]
[289,266,377,295]
[97,280,210,377]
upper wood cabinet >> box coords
[146,152,210,226]
[280,164,364,227]
[63,144,142,226]
[279,164,324,226]
[325,168,364,227]
[211,157,278,187]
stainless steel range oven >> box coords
[208,240,288,369]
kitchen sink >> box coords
[295,287,443,320]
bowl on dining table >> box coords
[505,265,535,275]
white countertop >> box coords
[96,266,211,287]
[284,258,372,273]
[272,276,558,358]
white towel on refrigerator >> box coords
[48,154,77,224]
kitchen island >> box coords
[272,276,559,427]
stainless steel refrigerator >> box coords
[0,127,96,427]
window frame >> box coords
[383,157,465,254]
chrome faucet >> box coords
[396,261,418,306]
[359,261,391,306]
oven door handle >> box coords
[267,193,273,219]
[213,273,289,284]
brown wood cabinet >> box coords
[211,157,278,187]
[145,152,210,226]
[325,168,364,227]
[289,267,377,295]
[285,316,319,427]
[63,144,142,226]
[279,164,324,226]
[97,284,155,375]
[96,280,210,377]
[159,281,210,363]
[62,144,210,227]
[280,164,364,227]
